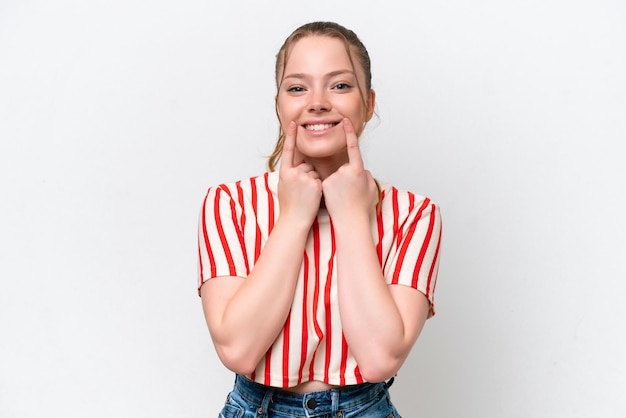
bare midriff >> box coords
[283,380,339,394]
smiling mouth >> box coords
[303,122,339,131]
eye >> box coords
[286,86,305,93]
[333,83,352,91]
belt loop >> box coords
[257,388,274,417]
[331,389,340,414]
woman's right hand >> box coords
[277,121,322,227]
[201,122,321,373]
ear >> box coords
[365,89,376,121]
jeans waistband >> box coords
[233,374,394,415]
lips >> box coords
[303,122,338,131]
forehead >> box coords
[281,35,358,76]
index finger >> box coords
[280,121,297,171]
[343,118,364,170]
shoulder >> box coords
[378,180,440,217]
[201,172,280,218]
[206,172,279,198]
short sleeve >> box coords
[383,197,442,317]
[197,184,250,294]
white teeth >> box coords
[305,123,335,131]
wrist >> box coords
[330,212,371,235]
[276,212,316,234]
[328,203,371,223]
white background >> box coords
[1,0,625,417]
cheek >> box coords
[338,96,366,118]
[276,98,297,122]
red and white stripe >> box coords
[198,171,442,387]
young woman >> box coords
[198,21,442,418]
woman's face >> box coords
[276,35,375,165]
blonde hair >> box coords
[268,21,373,171]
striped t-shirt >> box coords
[198,171,442,388]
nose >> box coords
[308,88,331,113]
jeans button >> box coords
[306,398,317,409]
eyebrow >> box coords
[282,69,355,80]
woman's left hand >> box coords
[322,118,378,222]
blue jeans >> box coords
[218,374,402,418]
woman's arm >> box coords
[322,119,433,382]
[201,121,322,374]
[332,215,430,382]
[201,218,311,375]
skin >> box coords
[276,36,375,179]
[201,35,430,394]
